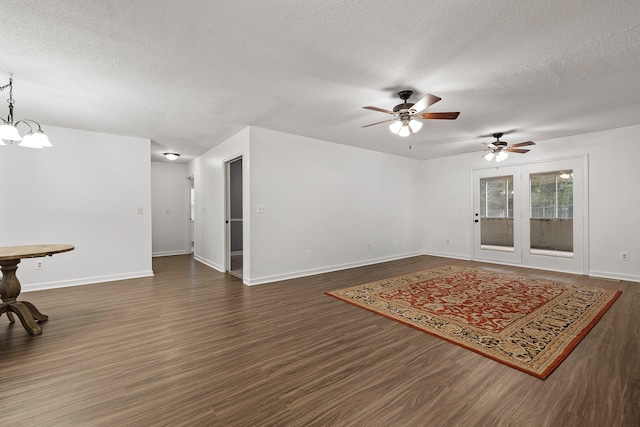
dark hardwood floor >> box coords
[1,255,638,426]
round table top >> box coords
[0,244,75,261]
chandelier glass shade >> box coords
[0,75,51,149]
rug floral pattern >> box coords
[326,266,621,379]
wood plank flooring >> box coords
[1,255,638,426]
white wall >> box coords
[187,127,249,276]
[0,125,153,291]
[423,124,640,282]
[248,127,424,284]
[187,126,425,285]
[151,162,190,256]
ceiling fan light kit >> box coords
[0,74,51,149]
[362,90,459,137]
[362,90,536,161]
[482,132,535,162]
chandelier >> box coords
[0,75,51,148]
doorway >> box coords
[226,157,243,278]
[473,157,586,273]
[188,176,194,254]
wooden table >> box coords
[0,244,74,335]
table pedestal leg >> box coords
[0,259,47,335]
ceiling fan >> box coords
[362,90,460,137]
[483,132,535,162]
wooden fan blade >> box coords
[420,112,460,120]
[362,106,395,115]
[411,94,441,114]
[361,119,394,128]
[507,148,530,153]
[510,141,536,147]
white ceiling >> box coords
[1,1,639,163]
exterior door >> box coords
[473,166,522,264]
[473,157,586,274]
[522,157,585,273]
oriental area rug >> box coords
[326,266,620,379]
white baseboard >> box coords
[193,255,225,273]
[589,270,640,283]
[21,270,155,293]
[425,252,640,283]
[244,252,423,286]
[152,250,191,257]
[421,251,472,261]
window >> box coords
[479,176,514,250]
[530,171,573,219]
[480,176,513,218]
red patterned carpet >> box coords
[326,266,621,379]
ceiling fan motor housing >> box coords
[492,132,507,148]
[393,102,414,113]
[394,90,415,113]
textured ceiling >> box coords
[1,1,639,163]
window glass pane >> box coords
[480,176,514,249]
[530,171,573,254]
[481,177,513,218]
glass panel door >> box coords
[473,166,522,264]
[522,158,585,273]
[474,158,585,273]
[529,170,573,257]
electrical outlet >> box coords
[620,251,629,261]
[307,250,312,258]
[446,239,450,245]
[36,260,44,270]
[367,243,371,250]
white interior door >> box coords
[226,157,243,278]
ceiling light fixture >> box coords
[390,118,423,138]
[164,152,180,161]
[389,121,402,134]
[0,74,51,149]
[398,123,411,137]
[483,133,535,162]
[495,150,509,162]
[363,90,460,138]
